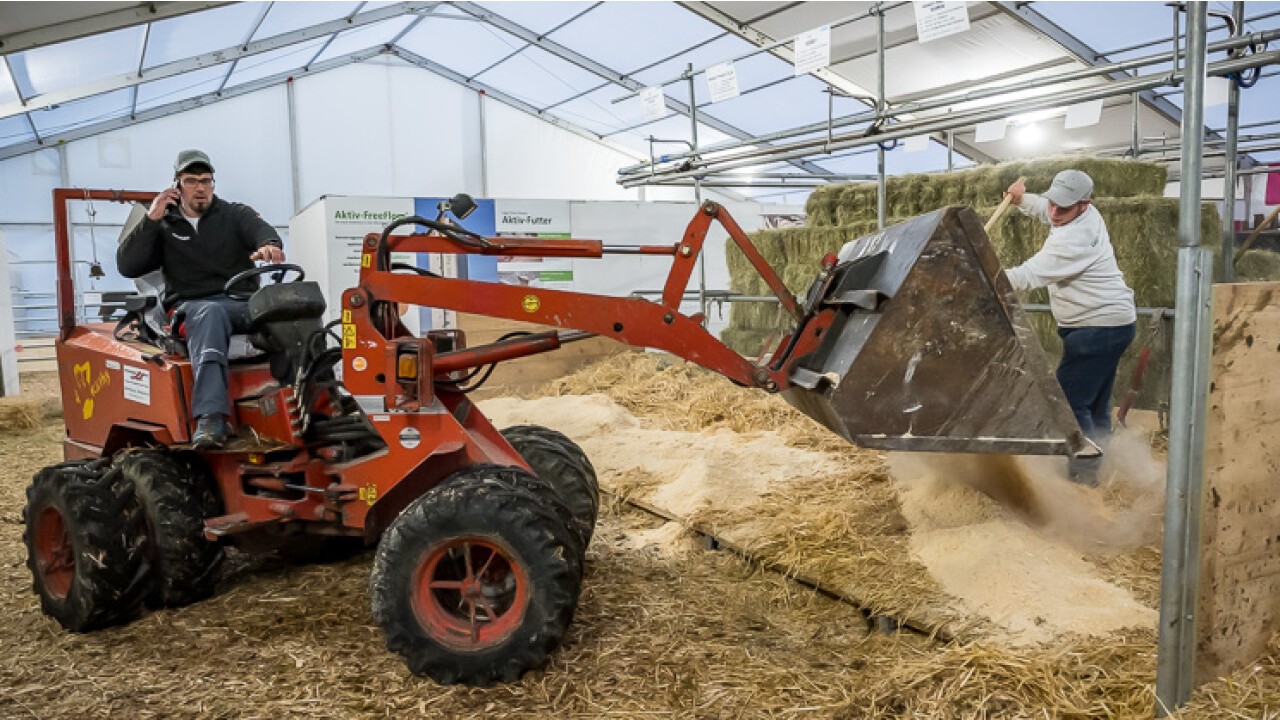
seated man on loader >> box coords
[117,149,286,449]
[1004,170,1137,485]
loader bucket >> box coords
[780,206,1090,456]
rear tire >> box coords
[501,426,599,546]
[371,465,581,686]
[501,424,595,475]
[23,459,150,631]
[120,450,224,608]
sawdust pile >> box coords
[527,354,1164,644]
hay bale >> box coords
[0,397,44,431]
[807,157,1168,227]
[1236,249,1280,281]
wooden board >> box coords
[453,313,634,398]
[1196,282,1280,684]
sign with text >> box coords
[914,2,970,44]
[706,62,740,103]
[640,86,666,120]
[794,25,831,75]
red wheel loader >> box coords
[24,188,1093,685]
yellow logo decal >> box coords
[342,309,351,323]
[359,484,378,506]
[71,361,110,420]
[343,324,356,349]
[361,253,371,268]
[522,295,540,313]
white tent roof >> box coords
[1,1,1277,198]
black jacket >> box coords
[117,195,281,304]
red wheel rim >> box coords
[34,506,74,599]
[412,538,529,651]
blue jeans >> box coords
[180,295,253,419]
[1056,323,1137,438]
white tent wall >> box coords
[0,54,759,344]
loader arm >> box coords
[348,201,815,393]
[346,202,1090,458]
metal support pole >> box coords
[1156,3,1211,715]
[947,130,954,172]
[286,77,302,214]
[1219,1,1243,281]
[478,91,489,196]
[876,4,887,230]
[686,65,707,322]
[1132,92,1141,157]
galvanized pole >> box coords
[1132,92,1142,157]
[286,77,302,215]
[947,130,954,172]
[1219,1,1244,281]
[876,4,887,230]
[1156,3,1213,715]
[687,65,707,321]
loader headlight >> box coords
[397,350,418,381]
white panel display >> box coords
[288,195,418,333]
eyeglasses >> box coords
[180,177,214,189]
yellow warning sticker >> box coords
[358,484,378,506]
[343,324,356,349]
[361,253,371,268]
[522,294,540,313]
[342,309,351,323]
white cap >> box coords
[1042,169,1093,207]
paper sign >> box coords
[123,365,150,405]
[904,135,931,153]
[914,2,970,44]
[1064,99,1104,129]
[1203,76,1231,108]
[706,62,740,103]
[974,118,1007,143]
[640,86,666,120]
[794,26,831,76]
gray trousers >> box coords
[180,295,253,419]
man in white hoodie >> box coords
[1003,170,1137,485]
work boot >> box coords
[192,414,229,450]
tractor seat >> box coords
[123,270,263,360]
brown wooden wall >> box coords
[1196,282,1280,684]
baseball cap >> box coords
[174,149,214,175]
[1042,169,1093,207]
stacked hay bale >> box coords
[726,157,1280,409]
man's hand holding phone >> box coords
[148,186,180,221]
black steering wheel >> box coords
[224,263,305,301]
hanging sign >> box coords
[914,2,970,44]
[904,135,931,153]
[640,86,666,120]
[706,62,740,102]
[974,118,1007,143]
[1063,99,1104,129]
[794,25,832,76]
[1203,76,1231,108]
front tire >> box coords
[23,459,150,631]
[371,466,581,686]
[120,450,224,608]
